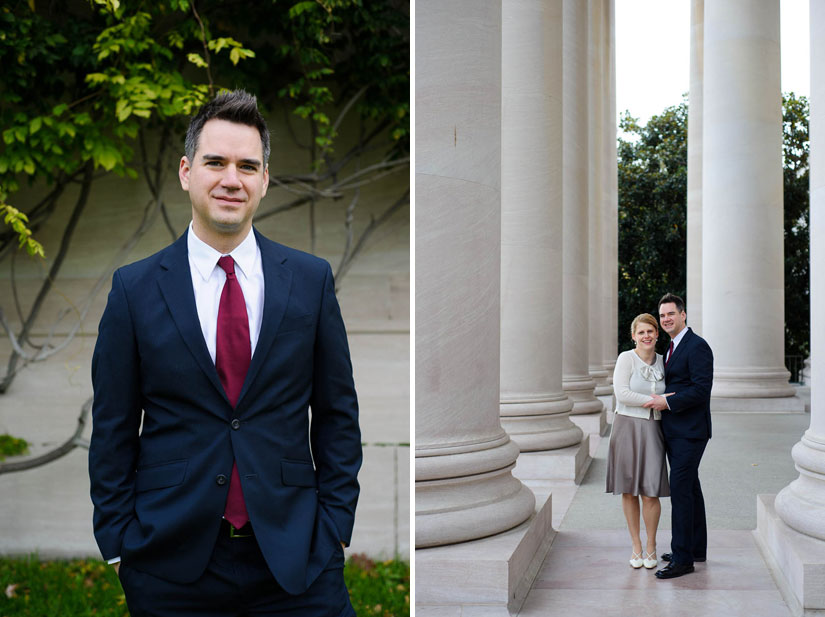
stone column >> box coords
[755,4,825,610]
[602,0,618,384]
[562,0,603,423]
[415,0,535,548]
[701,0,797,405]
[587,0,611,402]
[500,0,584,460]
[687,0,704,333]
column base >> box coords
[512,436,591,484]
[754,494,825,614]
[563,376,604,415]
[597,392,615,421]
[712,367,797,399]
[416,490,555,616]
[500,405,583,453]
[711,396,807,413]
[569,408,607,442]
[416,466,536,548]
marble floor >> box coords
[516,411,806,617]
[520,529,791,617]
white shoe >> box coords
[629,551,644,568]
[643,551,657,569]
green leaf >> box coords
[86,72,108,85]
[29,117,42,134]
[289,1,318,18]
[115,99,131,122]
[187,52,207,68]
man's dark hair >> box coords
[658,292,685,314]
[184,89,270,166]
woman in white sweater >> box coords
[606,313,670,570]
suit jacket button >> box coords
[231,419,241,430]
[216,474,227,486]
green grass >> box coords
[0,554,409,617]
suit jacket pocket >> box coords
[135,459,188,492]
[281,459,317,487]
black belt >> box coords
[220,518,254,538]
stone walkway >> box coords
[518,411,810,617]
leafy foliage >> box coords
[782,93,809,358]
[617,94,810,359]
[0,433,29,460]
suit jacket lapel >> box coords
[236,231,293,408]
[157,233,230,411]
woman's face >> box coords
[633,322,657,351]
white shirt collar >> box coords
[187,223,257,281]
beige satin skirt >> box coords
[605,413,670,497]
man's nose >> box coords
[221,166,242,189]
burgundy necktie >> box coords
[666,340,674,366]
[216,255,250,529]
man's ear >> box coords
[261,164,269,197]
[179,156,191,190]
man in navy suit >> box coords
[643,293,713,579]
[89,90,361,616]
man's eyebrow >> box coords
[200,154,262,167]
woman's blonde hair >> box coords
[630,313,659,339]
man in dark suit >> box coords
[88,90,361,616]
[643,293,713,580]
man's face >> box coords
[659,302,687,337]
[179,118,269,242]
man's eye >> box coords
[241,165,257,171]
[206,161,223,166]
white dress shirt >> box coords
[187,223,265,361]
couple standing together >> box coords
[606,293,714,580]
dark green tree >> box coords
[617,94,809,362]
[617,101,688,354]
[782,93,809,362]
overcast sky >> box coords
[616,0,810,126]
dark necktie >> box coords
[216,255,250,528]
[666,340,674,366]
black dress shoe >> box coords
[655,562,695,579]
[661,553,706,563]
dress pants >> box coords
[665,437,708,565]
[118,523,355,617]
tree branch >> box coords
[334,189,408,284]
[0,397,92,475]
